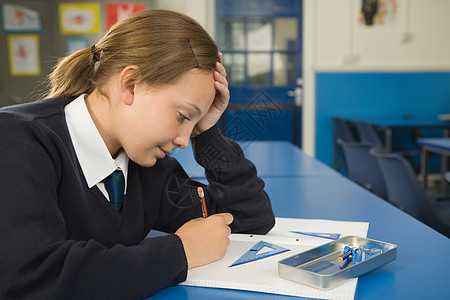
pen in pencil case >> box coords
[197,186,208,218]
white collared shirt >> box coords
[65,94,129,201]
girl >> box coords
[0,9,275,299]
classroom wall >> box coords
[302,0,450,162]
[315,71,450,166]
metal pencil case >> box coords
[278,236,397,290]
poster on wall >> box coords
[7,34,41,76]
[359,0,398,26]
[59,3,100,34]
[106,3,146,30]
[1,3,42,33]
[66,38,89,54]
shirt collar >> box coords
[64,94,129,190]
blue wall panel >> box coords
[315,72,450,166]
[223,109,296,142]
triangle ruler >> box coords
[229,241,290,267]
[290,231,340,240]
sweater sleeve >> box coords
[0,119,187,299]
[192,125,275,234]
[154,125,275,234]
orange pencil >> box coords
[197,186,208,218]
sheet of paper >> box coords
[181,217,369,300]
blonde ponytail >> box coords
[46,47,97,98]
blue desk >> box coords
[346,116,450,152]
[265,177,450,299]
[147,176,450,299]
[170,141,338,178]
[417,137,450,188]
[371,119,450,152]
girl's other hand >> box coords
[192,52,229,136]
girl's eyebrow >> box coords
[185,102,202,115]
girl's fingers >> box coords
[214,71,228,89]
[214,70,229,97]
[216,61,227,79]
[215,81,229,98]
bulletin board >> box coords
[0,0,151,107]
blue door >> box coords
[216,0,303,146]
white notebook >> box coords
[181,217,369,300]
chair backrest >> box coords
[332,117,358,142]
[370,149,428,221]
[354,121,384,150]
[337,139,387,199]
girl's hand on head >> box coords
[192,52,229,136]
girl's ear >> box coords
[118,65,139,105]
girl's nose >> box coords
[173,130,191,149]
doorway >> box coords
[216,0,303,146]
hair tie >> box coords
[91,44,100,62]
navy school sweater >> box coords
[0,97,275,299]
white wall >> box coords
[302,0,450,156]
[153,0,216,38]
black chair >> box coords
[337,139,387,199]
[332,117,358,171]
[371,149,450,238]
